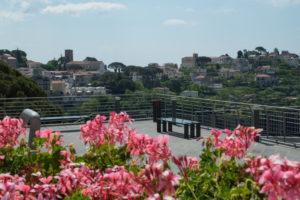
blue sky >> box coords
[0,0,300,66]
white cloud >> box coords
[185,8,195,12]
[0,10,29,22]
[20,1,30,10]
[163,19,187,25]
[41,2,126,15]
[267,0,300,7]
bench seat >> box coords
[157,117,201,139]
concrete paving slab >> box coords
[39,120,300,162]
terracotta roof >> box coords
[67,61,101,65]
[261,65,271,69]
[256,74,271,78]
[52,71,68,74]
[51,80,66,84]
[74,71,99,76]
[182,57,193,63]
[195,75,205,79]
[220,55,231,59]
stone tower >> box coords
[65,49,73,63]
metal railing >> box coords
[0,94,155,124]
[155,94,300,147]
[1,93,300,146]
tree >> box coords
[41,64,56,71]
[196,57,212,66]
[134,80,144,91]
[57,56,66,70]
[274,48,279,55]
[0,61,47,98]
[11,49,27,68]
[92,72,135,94]
[161,78,182,94]
[237,50,243,58]
[243,49,248,59]
[47,59,59,71]
[108,62,126,73]
[255,46,267,55]
[84,57,98,61]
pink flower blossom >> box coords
[0,117,26,148]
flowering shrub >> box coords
[0,113,299,199]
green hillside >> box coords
[0,61,47,98]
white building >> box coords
[182,90,198,98]
[0,54,17,68]
[71,87,106,96]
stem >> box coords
[187,182,198,200]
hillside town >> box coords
[1,47,300,106]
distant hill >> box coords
[0,61,47,98]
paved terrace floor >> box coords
[41,120,300,162]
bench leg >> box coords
[190,124,195,138]
[184,124,189,139]
[196,124,201,137]
[163,121,167,132]
[168,122,172,132]
[157,120,161,133]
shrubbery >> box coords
[0,113,299,199]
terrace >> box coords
[1,93,300,161]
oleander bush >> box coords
[0,113,299,199]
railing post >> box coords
[211,111,216,128]
[20,109,40,149]
[152,99,161,122]
[265,107,270,138]
[282,111,286,142]
[115,96,121,113]
[252,105,261,142]
[171,97,176,119]
[252,105,261,128]
[157,99,161,119]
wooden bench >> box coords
[157,117,201,139]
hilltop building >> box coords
[0,54,17,68]
[232,58,252,72]
[27,60,42,69]
[181,53,198,68]
[255,74,278,88]
[159,65,182,78]
[219,69,241,79]
[50,80,70,95]
[73,71,99,87]
[210,55,233,65]
[65,49,74,63]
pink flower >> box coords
[246,154,300,200]
[0,117,26,148]
[211,126,262,159]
